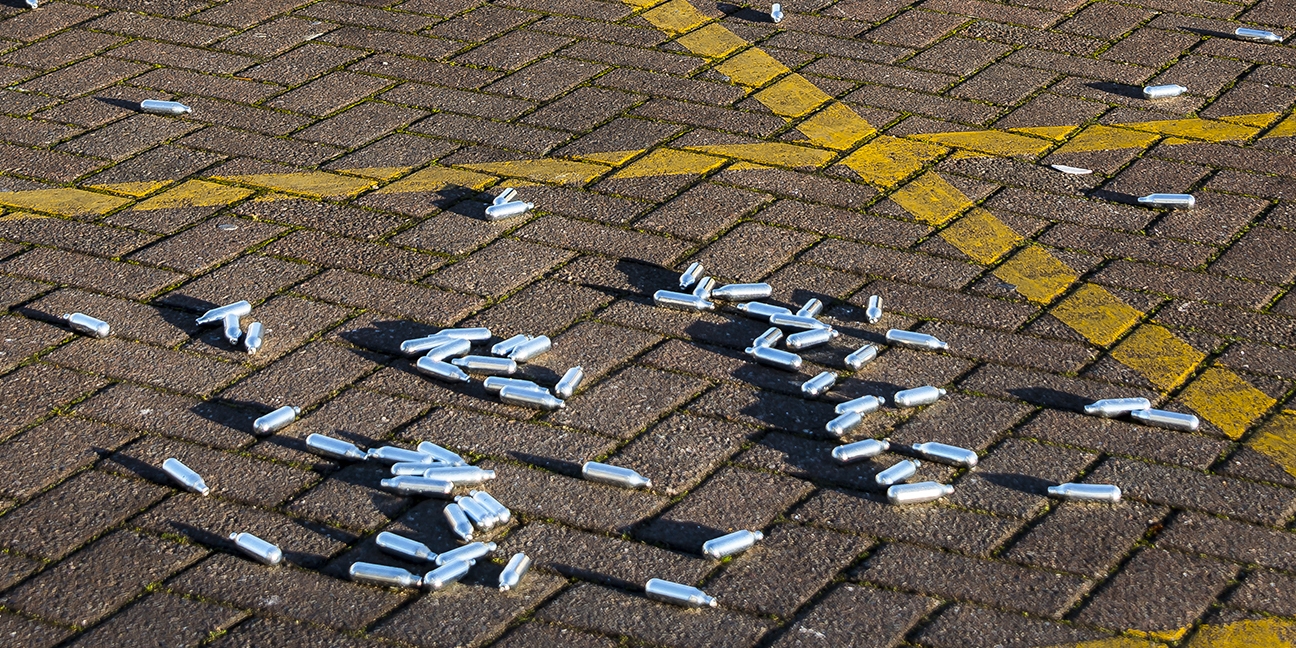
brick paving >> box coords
[0,0,1295,645]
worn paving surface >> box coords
[1,0,1296,645]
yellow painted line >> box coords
[840,136,947,187]
[1071,638,1167,648]
[1179,367,1277,440]
[89,180,171,197]
[888,171,973,226]
[1251,410,1296,479]
[1184,618,1296,647]
[611,148,725,178]
[908,129,1054,158]
[641,0,709,33]
[677,23,746,58]
[797,102,876,151]
[715,49,788,87]
[571,149,644,166]
[1009,125,1076,141]
[1108,324,1206,391]
[373,166,496,194]
[0,211,46,221]
[460,159,610,185]
[132,180,254,211]
[213,172,376,199]
[1218,112,1280,129]
[0,187,131,217]
[1049,283,1142,347]
[1134,627,1190,643]
[992,245,1078,303]
[754,75,833,118]
[1117,116,1259,142]
[1264,113,1296,139]
[687,142,835,169]
[1054,124,1161,154]
[338,166,413,181]
[939,207,1021,264]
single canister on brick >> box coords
[582,461,651,489]
[451,355,517,376]
[1235,27,1282,43]
[679,262,704,289]
[786,327,838,350]
[62,313,110,338]
[435,541,496,566]
[887,481,953,505]
[222,312,242,345]
[801,371,837,399]
[734,302,792,319]
[752,327,783,349]
[1137,193,1195,208]
[482,377,545,395]
[229,532,282,565]
[744,344,803,371]
[253,406,299,435]
[415,357,470,383]
[367,446,434,465]
[796,298,823,318]
[836,394,885,415]
[1129,408,1199,431]
[1047,483,1122,503]
[825,411,862,438]
[444,503,474,541]
[140,99,192,115]
[1084,397,1152,418]
[702,530,763,559]
[498,552,532,591]
[844,344,878,370]
[417,442,466,466]
[244,322,264,354]
[471,490,510,524]
[1142,84,1187,99]
[911,442,978,467]
[380,476,454,497]
[163,457,210,495]
[425,559,474,590]
[499,385,566,410]
[885,329,948,351]
[894,386,945,408]
[306,434,368,461]
[425,337,472,362]
[653,289,715,312]
[691,277,716,300]
[455,495,498,530]
[770,313,828,331]
[832,439,890,464]
[491,334,530,356]
[711,283,772,301]
[484,200,534,221]
[645,578,716,608]
[875,459,920,486]
[196,300,251,326]
[423,465,496,485]
[508,335,551,362]
[865,295,882,324]
[554,366,585,399]
[376,531,437,562]
[349,562,421,589]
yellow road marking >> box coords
[1067,639,1167,648]
[715,49,788,87]
[889,171,973,226]
[1184,618,1296,647]
[1054,124,1161,154]
[461,158,610,185]
[132,180,254,211]
[1108,325,1206,391]
[572,149,642,166]
[1010,125,1076,140]
[372,166,495,194]
[686,142,835,168]
[1179,368,1278,440]
[90,180,172,197]
[909,129,1054,157]
[677,23,747,58]
[612,148,725,178]
[938,207,1022,264]
[797,102,876,151]
[338,166,413,180]
[1119,116,1259,142]
[1049,283,1142,347]
[0,187,131,216]
[1251,410,1296,479]
[641,0,709,33]
[1265,113,1296,139]
[841,136,947,186]
[993,245,1078,303]
[213,172,376,199]
[755,75,833,118]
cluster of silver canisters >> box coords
[401,326,583,411]
[351,544,532,592]
[196,300,264,354]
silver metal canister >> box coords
[62,313,110,338]
[491,334,529,357]
[423,559,474,590]
[1236,27,1282,43]
[230,532,282,565]
[824,411,862,438]
[893,386,945,408]
[796,298,823,318]
[435,541,496,566]
[645,578,716,608]
[884,329,948,351]
[710,283,772,301]
[498,552,532,591]
[244,322,264,354]
[831,439,889,464]
[1084,397,1152,417]
[422,465,496,485]
[162,458,210,495]
[1129,408,1199,431]
[376,531,436,562]
[1142,84,1187,99]
[554,366,584,399]
[786,327,837,350]
[1137,193,1195,208]
[701,530,763,559]
[444,503,474,541]
[653,290,716,312]
[769,313,828,331]
[425,337,472,362]
[498,385,565,410]
[508,335,551,362]
[744,345,802,371]
[865,295,882,323]
[582,462,651,489]
[140,99,192,115]
[196,300,251,326]
[482,377,545,394]
[734,302,792,319]
[379,476,454,497]
[368,446,434,465]
[417,442,466,465]
[415,357,470,382]
[306,434,367,461]
[253,406,300,435]
[679,262,703,289]
[484,200,534,221]
[844,344,878,370]
[835,395,885,415]
[887,481,953,505]
[1047,483,1121,503]
[350,562,421,588]
[451,355,517,376]
[875,459,920,486]
[910,442,978,468]
[801,371,836,398]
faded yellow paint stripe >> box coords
[889,172,973,226]
[687,142,835,168]
[1117,116,1259,142]
[1264,113,1296,139]
[909,129,1053,158]
[754,75,833,118]
[338,166,412,180]
[714,48,788,87]
[939,207,1021,264]
[461,159,609,185]
[1109,324,1206,391]
[1067,638,1168,648]
[1055,124,1161,154]
[1218,112,1280,129]
[676,23,746,58]
[0,187,132,217]
[841,136,947,187]
[1185,618,1296,647]
[797,102,876,151]
[612,148,725,178]
[571,149,644,166]
[1180,367,1277,440]
[1251,410,1296,479]
[1009,125,1076,141]
[133,180,254,211]
[1049,283,1142,347]
[214,172,376,199]
[373,166,495,194]
[992,245,1077,303]
[91,180,171,197]
[640,0,709,33]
